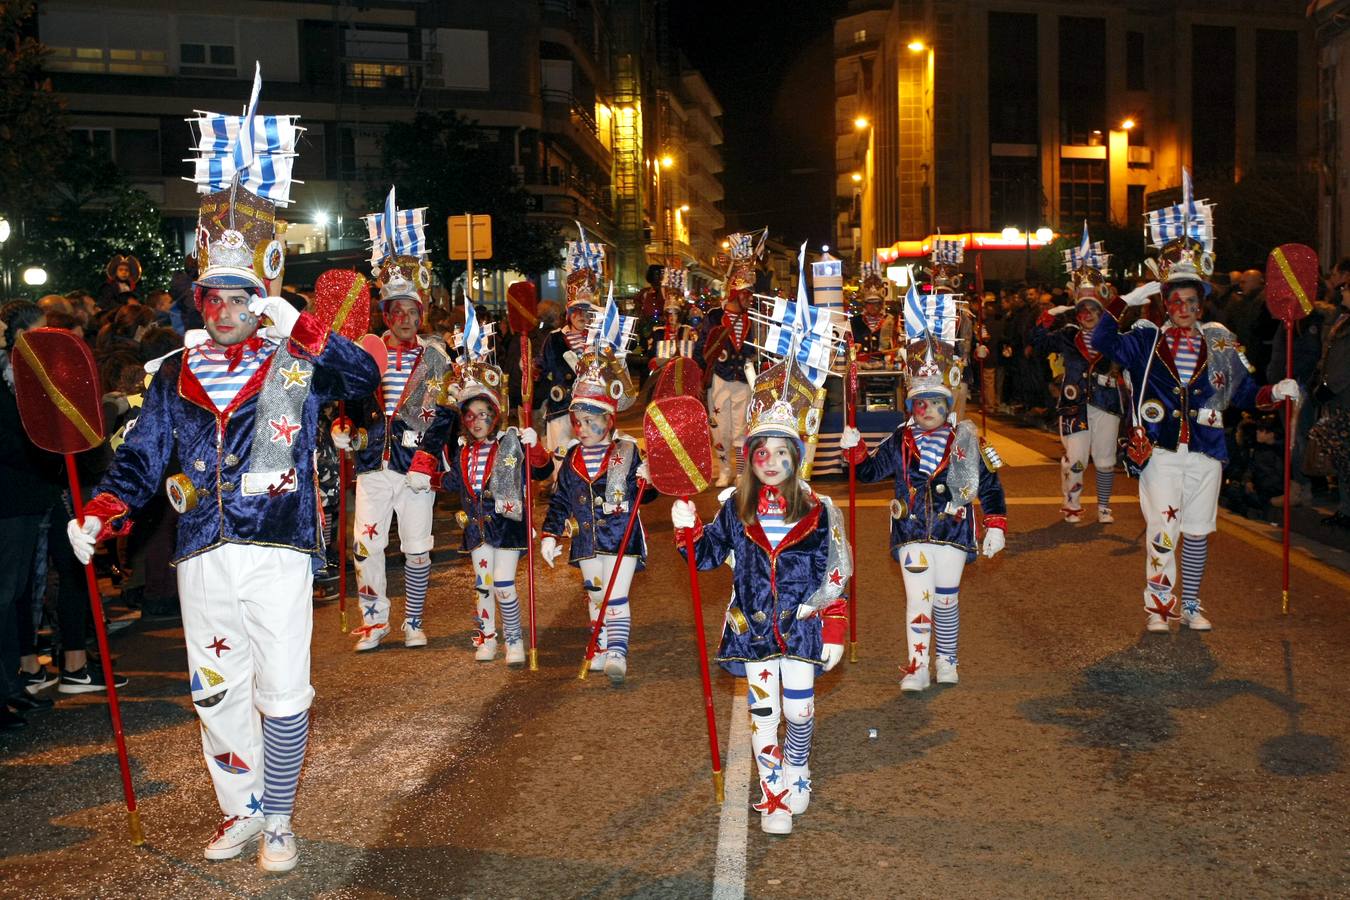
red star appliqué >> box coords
[503,502,515,513]
[362,523,378,538]
[902,658,922,675]
[418,406,435,423]
[955,446,967,460]
[269,416,300,446]
[758,668,772,683]
[206,635,231,657]
[913,642,926,654]
[828,568,843,587]
[1213,373,1227,388]
[478,558,489,569]
[1146,594,1180,622]
[752,784,792,815]
[1163,505,1179,522]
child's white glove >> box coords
[541,536,562,567]
[820,643,844,672]
[839,426,861,450]
[671,499,697,530]
[982,527,1006,558]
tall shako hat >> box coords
[661,265,689,311]
[365,185,432,311]
[1062,222,1116,307]
[929,237,965,292]
[900,261,965,405]
[858,261,888,303]
[451,293,505,415]
[1145,166,1217,297]
[565,222,605,314]
[187,62,300,294]
[570,285,638,415]
[723,228,766,295]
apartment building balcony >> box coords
[541,89,612,169]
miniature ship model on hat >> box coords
[538,225,608,453]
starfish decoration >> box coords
[1145,594,1180,622]
[913,641,926,654]
[902,657,922,675]
[479,558,489,569]
[753,784,792,815]
[503,502,516,513]
[278,361,312,390]
[921,590,932,603]
[1149,554,1163,571]
[758,668,772,683]
[206,635,231,657]
[1163,505,1179,522]
[955,445,967,460]
[362,523,379,538]
[364,603,379,618]
[1212,337,1231,351]
[269,415,301,446]
[828,568,843,587]
[418,406,436,423]
[764,769,780,785]
[1213,372,1227,388]
[793,776,812,793]
[264,825,292,846]
[500,454,518,469]
[247,793,264,815]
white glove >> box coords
[405,470,431,493]
[184,328,210,350]
[330,423,352,451]
[717,485,737,504]
[1122,281,1160,307]
[975,344,990,360]
[635,460,650,483]
[1271,378,1302,404]
[248,296,301,340]
[820,643,844,672]
[982,527,1006,558]
[541,536,562,568]
[839,426,861,450]
[1048,305,1074,317]
[520,426,539,448]
[795,603,815,620]
[563,350,580,371]
[67,517,101,566]
[671,499,697,530]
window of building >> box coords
[41,9,169,75]
[344,27,412,90]
[179,42,236,76]
[114,129,161,177]
[1192,25,1236,180]
[1255,29,1298,157]
[1059,17,1106,146]
[70,128,114,160]
[1125,31,1145,91]
[1060,159,1107,225]
[853,29,867,43]
[990,157,1041,230]
[987,11,1038,145]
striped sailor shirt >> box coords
[382,346,421,416]
[187,341,268,411]
[914,425,951,477]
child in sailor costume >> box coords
[849,265,896,360]
[699,231,763,487]
[1090,174,1298,632]
[539,302,656,684]
[429,303,552,665]
[336,188,455,652]
[1030,226,1125,524]
[537,235,603,455]
[67,73,381,872]
[673,351,849,836]
[841,243,1008,691]
[646,267,699,369]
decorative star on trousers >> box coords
[247,793,264,815]
[1149,554,1163,571]
[902,657,922,675]
[364,603,379,618]
[278,361,312,390]
[758,668,772,683]
[269,415,301,445]
[362,523,379,538]
[1163,505,1179,522]
[753,784,792,815]
[1146,594,1180,622]
[206,635,231,657]
[913,641,926,654]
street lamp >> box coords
[22,266,48,286]
[660,154,674,169]
[1000,226,1020,242]
[1120,117,1136,131]
[907,39,926,53]
[853,116,870,130]
[851,171,863,183]
[1035,227,1054,243]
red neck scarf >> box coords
[214,336,265,372]
[1165,326,1200,356]
[757,485,785,517]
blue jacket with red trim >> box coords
[439,432,553,552]
[540,437,657,567]
[1029,320,1123,434]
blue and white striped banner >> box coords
[566,241,606,274]
[189,153,297,205]
[1146,167,1215,251]
[462,295,485,360]
[364,186,428,264]
[661,267,687,293]
[586,290,636,354]
[931,238,964,267]
[185,64,301,205]
[904,278,957,341]
[1063,223,1110,272]
[727,231,754,259]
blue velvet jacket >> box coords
[536,328,584,423]
[348,338,455,475]
[696,308,754,383]
[1029,321,1123,434]
[854,422,1008,563]
[439,432,553,552]
[1092,304,1275,465]
[679,493,849,677]
[540,437,657,568]
[91,314,381,565]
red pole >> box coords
[66,458,144,845]
[337,400,350,633]
[520,334,540,670]
[680,515,724,802]
[577,482,646,679]
[1282,323,1293,615]
[845,336,859,663]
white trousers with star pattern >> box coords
[178,544,314,819]
[353,467,435,627]
[746,657,815,813]
[1137,445,1220,611]
[897,542,967,672]
[1060,406,1119,511]
[709,374,750,478]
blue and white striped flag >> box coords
[364,186,428,267]
[931,238,964,267]
[462,295,485,360]
[1063,222,1110,272]
[586,286,636,353]
[186,64,302,205]
[727,231,754,259]
[234,62,261,172]
[566,241,606,274]
[661,267,687,293]
[903,273,957,341]
[1145,166,1214,251]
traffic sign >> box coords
[448,214,493,260]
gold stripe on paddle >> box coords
[331,276,366,335]
[15,338,102,446]
[1271,247,1313,315]
[647,404,709,494]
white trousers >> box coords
[578,554,636,656]
[179,543,314,818]
[897,542,967,671]
[353,467,435,626]
[747,656,816,804]
[469,544,521,643]
[1137,446,1221,608]
[1060,406,1120,510]
[709,375,751,476]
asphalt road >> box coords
[1,417,1347,899]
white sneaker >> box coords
[900,667,931,692]
[204,815,264,861]
[604,650,627,684]
[754,779,793,835]
[1097,506,1114,524]
[402,621,427,648]
[473,636,498,662]
[257,815,298,873]
[935,658,959,685]
[1146,612,1172,633]
[783,766,811,815]
[1182,607,1213,631]
[353,623,389,652]
[589,651,607,672]
[1063,508,1083,524]
[505,640,526,667]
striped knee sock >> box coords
[933,588,960,664]
[1180,533,1208,613]
[782,687,815,766]
[1095,468,1114,508]
[403,560,431,627]
[604,597,630,656]
[496,582,522,644]
[262,711,309,817]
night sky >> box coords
[670,0,847,247]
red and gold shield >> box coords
[643,395,714,497]
[651,356,705,402]
[12,328,105,453]
[1265,243,1318,323]
[506,279,538,335]
[312,269,372,340]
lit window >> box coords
[853,29,867,43]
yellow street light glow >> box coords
[660,154,674,169]
[679,204,690,212]
[851,172,863,183]
[1035,227,1054,243]
[907,39,926,52]
[1000,226,1020,242]
[721,240,730,249]
[1121,117,1136,130]
[853,116,870,130]
[22,266,48,286]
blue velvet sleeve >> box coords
[1093,309,1150,373]
[439,446,463,495]
[541,452,573,536]
[96,364,178,513]
[1029,322,1072,356]
[418,400,457,462]
[855,430,900,484]
[978,458,1007,518]
[680,497,738,571]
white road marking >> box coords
[712,684,750,900]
